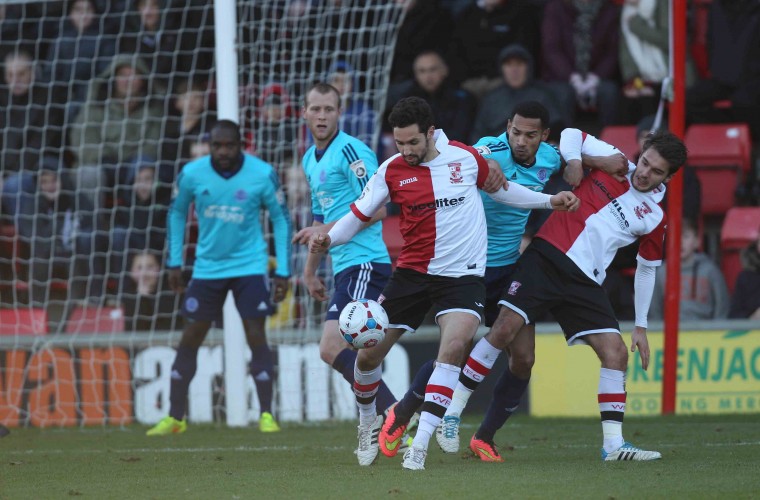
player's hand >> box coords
[563,159,584,188]
[309,233,331,253]
[304,274,329,302]
[549,191,580,212]
[272,276,289,303]
[482,159,508,193]
[292,225,326,245]
[168,268,185,294]
[631,326,650,370]
[586,153,629,181]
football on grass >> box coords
[338,299,388,349]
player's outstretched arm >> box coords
[549,191,580,211]
[487,181,577,210]
[560,128,630,184]
[293,221,330,245]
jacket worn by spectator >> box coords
[729,241,760,319]
[69,54,163,169]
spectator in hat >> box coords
[470,44,571,141]
[384,50,476,144]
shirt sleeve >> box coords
[637,216,667,267]
[166,170,193,268]
[351,161,390,221]
[560,128,630,170]
[263,169,292,277]
[341,142,379,197]
[634,261,657,328]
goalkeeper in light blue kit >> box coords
[292,82,397,420]
[379,101,563,459]
[147,120,291,436]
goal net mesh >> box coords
[0,0,408,428]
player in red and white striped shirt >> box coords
[309,97,578,470]
[444,128,687,462]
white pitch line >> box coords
[6,441,760,456]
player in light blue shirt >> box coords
[293,82,396,414]
[383,102,563,459]
[147,120,291,436]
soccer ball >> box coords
[338,299,389,349]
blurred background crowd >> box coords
[0,0,759,334]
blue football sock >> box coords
[250,344,275,414]
[394,359,435,423]
[169,345,198,420]
[476,368,530,442]
[332,348,396,414]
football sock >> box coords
[414,362,459,451]
[447,337,501,416]
[334,348,396,415]
[395,359,435,423]
[354,364,382,426]
[476,367,530,442]
[250,344,274,414]
[169,345,198,421]
[598,367,626,453]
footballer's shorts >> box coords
[498,238,620,345]
[183,275,273,322]
[326,262,392,321]
[379,267,485,333]
[484,264,516,327]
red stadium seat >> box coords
[684,123,752,215]
[0,308,48,336]
[382,215,404,267]
[65,306,125,334]
[599,125,639,160]
[719,207,760,294]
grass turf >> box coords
[2,414,759,499]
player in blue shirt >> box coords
[379,101,562,459]
[147,120,292,436]
[293,82,397,418]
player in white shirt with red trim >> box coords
[309,97,578,470]
[444,127,688,462]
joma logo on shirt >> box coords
[399,176,418,187]
[203,205,245,223]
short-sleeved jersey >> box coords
[168,154,291,279]
[302,130,390,274]
[474,134,562,266]
[351,129,490,277]
[539,132,667,285]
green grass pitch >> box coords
[2,414,759,499]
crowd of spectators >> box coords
[1,0,759,332]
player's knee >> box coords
[600,342,628,370]
[318,343,338,365]
[509,350,535,376]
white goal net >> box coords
[0,0,409,428]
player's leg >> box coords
[360,268,430,465]
[322,263,395,414]
[470,324,535,461]
[235,275,279,432]
[435,264,514,453]
[353,327,405,466]
[444,249,554,425]
[555,276,660,462]
[147,278,220,436]
[585,332,661,461]
[402,274,484,471]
